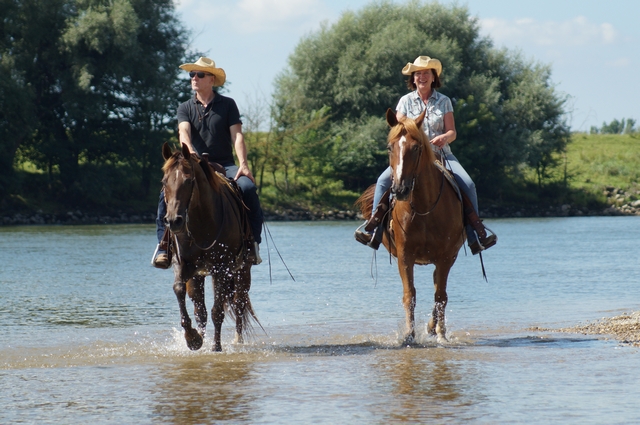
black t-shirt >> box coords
[177,93,242,166]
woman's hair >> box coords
[406,69,441,90]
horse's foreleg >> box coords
[174,271,203,351]
[397,257,416,344]
[187,276,207,338]
[428,263,451,343]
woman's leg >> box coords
[444,153,497,253]
[444,153,479,244]
[444,154,478,212]
[355,167,392,247]
[372,166,392,216]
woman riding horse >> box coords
[355,56,496,255]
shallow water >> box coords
[1,217,639,424]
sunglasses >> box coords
[189,71,213,79]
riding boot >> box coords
[355,202,388,246]
[462,193,497,255]
[152,228,172,269]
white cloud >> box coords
[480,15,619,48]
[176,0,329,34]
[611,57,630,67]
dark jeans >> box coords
[156,164,263,245]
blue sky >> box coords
[175,0,638,132]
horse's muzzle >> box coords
[164,215,185,233]
[392,181,412,201]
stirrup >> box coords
[151,244,171,269]
[469,229,497,255]
[354,222,373,245]
[247,241,262,265]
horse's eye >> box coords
[387,144,393,152]
[412,145,420,152]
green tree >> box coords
[601,118,625,134]
[273,0,571,197]
[2,0,189,207]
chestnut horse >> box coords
[161,142,259,351]
[356,110,465,343]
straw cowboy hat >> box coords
[179,57,226,86]
[401,56,442,76]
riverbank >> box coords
[532,311,640,347]
[1,199,640,226]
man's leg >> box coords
[152,190,171,269]
[226,166,263,263]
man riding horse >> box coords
[152,57,264,268]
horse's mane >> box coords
[163,151,227,193]
[389,116,432,157]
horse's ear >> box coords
[386,109,398,127]
[162,142,172,160]
[181,143,190,158]
[415,110,426,129]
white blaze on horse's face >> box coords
[395,135,407,183]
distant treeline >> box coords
[590,118,637,135]
[1,1,599,215]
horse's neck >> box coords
[190,169,220,220]
[414,150,443,200]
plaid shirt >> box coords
[396,90,453,154]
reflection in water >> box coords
[374,347,486,423]
[151,357,257,424]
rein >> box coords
[168,161,225,253]
[406,143,446,217]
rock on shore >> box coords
[531,311,640,347]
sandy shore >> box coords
[531,311,640,347]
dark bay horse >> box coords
[161,142,259,351]
[356,110,465,343]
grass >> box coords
[4,133,640,216]
[563,133,640,191]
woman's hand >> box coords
[430,134,449,148]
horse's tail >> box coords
[355,184,376,221]
[225,292,266,338]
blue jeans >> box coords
[156,164,263,245]
[372,152,479,243]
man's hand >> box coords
[234,163,256,183]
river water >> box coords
[1,217,639,424]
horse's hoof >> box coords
[184,329,203,351]
[436,334,448,344]
[212,343,222,352]
[402,334,415,346]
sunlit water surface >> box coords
[1,218,639,424]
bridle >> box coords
[165,161,224,256]
[393,130,446,217]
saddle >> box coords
[367,156,465,250]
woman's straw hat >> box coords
[179,57,226,86]
[401,56,442,76]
